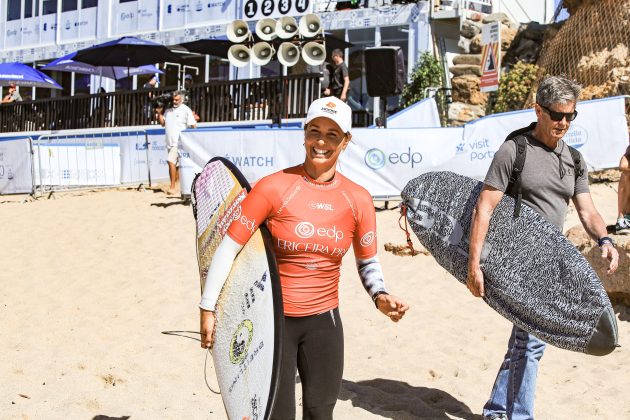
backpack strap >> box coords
[568,145,584,181]
[505,136,527,218]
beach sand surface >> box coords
[1,182,628,419]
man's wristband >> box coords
[597,236,614,247]
[372,291,389,308]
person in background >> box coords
[307,62,330,98]
[327,49,350,102]
[615,142,630,234]
[2,83,22,103]
[155,90,197,195]
[182,74,200,122]
[143,75,159,122]
[467,75,618,420]
[199,97,409,419]
[143,74,159,90]
[183,74,193,91]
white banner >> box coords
[380,97,441,129]
[118,131,151,183]
[338,127,463,198]
[41,15,57,45]
[34,139,121,187]
[0,137,33,194]
[179,128,303,195]
[179,96,629,198]
[20,17,41,47]
[146,129,173,182]
[162,0,236,30]
[116,0,160,35]
[179,127,463,197]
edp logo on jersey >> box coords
[295,221,344,242]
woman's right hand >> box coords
[200,309,216,349]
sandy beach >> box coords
[1,181,629,419]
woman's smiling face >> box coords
[303,117,350,167]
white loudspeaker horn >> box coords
[227,19,250,43]
[256,18,277,41]
[227,44,251,67]
[252,42,275,66]
[276,16,299,39]
[299,14,322,38]
[302,41,326,66]
[278,42,300,67]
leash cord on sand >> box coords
[204,347,221,394]
[161,331,221,395]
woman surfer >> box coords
[199,96,409,419]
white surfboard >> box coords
[192,157,283,419]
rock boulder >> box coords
[566,225,630,305]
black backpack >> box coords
[504,123,584,218]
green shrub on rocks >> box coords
[490,61,539,114]
[400,52,444,109]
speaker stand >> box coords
[375,96,387,128]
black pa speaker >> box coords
[365,46,406,97]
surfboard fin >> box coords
[585,306,618,356]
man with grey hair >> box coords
[156,90,197,195]
[467,75,618,419]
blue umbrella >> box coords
[42,52,164,80]
[0,62,62,89]
[74,36,180,68]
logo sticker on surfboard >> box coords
[230,319,254,364]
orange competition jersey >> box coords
[227,165,377,317]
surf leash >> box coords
[204,347,221,395]
[398,204,419,256]
[161,330,221,395]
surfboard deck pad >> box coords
[192,157,283,418]
[401,171,618,355]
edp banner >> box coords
[0,137,33,194]
[339,127,463,198]
[178,127,463,198]
[180,96,629,198]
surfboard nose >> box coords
[586,306,618,356]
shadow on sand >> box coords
[150,198,190,208]
[339,378,483,420]
[92,416,130,420]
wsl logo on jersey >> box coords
[308,201,334,211]
[563,124,588,149]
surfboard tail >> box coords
[585,306,619,356]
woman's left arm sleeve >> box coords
[355,256,386,298]
[352,190,385,298]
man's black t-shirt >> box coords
[330,62,348,97]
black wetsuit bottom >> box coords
[270,307,344,420]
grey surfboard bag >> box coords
[401,171,618,356]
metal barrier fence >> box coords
[33,129,151,195]
[0,73,321,133]
[0,136,36,195]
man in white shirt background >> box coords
[156,90,197,195]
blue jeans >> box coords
[483,325,546,420]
